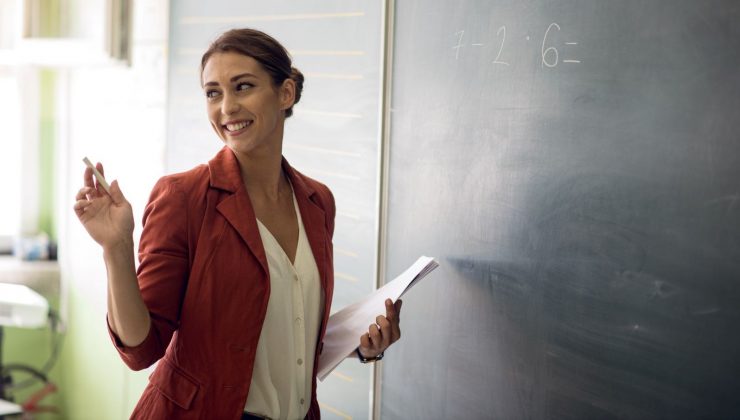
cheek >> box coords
[207,108,224,139]
[208,108,221,126]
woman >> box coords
[74,28,401,420]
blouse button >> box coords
[297,358,303,365]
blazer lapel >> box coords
[216,192,268,276]
[208,147,268,276]
[283,159,328,292]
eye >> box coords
[236,82,254,91]
[205,89,220,99]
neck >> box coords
[233,146,288,201]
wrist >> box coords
[356,347,384,363]
[103,238,135,260]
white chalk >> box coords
[82,157,111,194]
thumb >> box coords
[109,180,126,204]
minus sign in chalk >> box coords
[82,157,111,194]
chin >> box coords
[224,139,262,157]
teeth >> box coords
[226,121,250,131]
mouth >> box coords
[222,120,253,135]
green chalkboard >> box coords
[382,1,740,418]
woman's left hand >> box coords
[358,299,403,359]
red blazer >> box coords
[107,147,335,419]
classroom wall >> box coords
[51,0,169,417]
[1,280,61,419]
[7,1,381,418]
[2,70,61,418]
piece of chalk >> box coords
[82,157,111,194]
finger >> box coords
[395,299,403,321]
[368,323,382,349]
[386,308,401,344]
[75,186,94,201]
[376,315,392,349]
[359,332,372,350]
[391,299,402,341]
[84,166,95,189]
[74,200,93,217]
[73,199,92,211]
[95,162,106,194]
[385,299,397,322]
[109,179,128,204]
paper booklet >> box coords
[0,398,22,415]
[317,256,439,381]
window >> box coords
[0,69,22,240]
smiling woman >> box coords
[201,52,296,163]
[73,28,402,420]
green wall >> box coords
[1,68,61,418]
[1,298,62,419]
[57,286,149,419]
[3,66,150,418]
[38,69,55,240]
[3,284,150,419]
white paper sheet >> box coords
[317,256,439,380]
[0,398,22,415]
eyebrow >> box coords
[203,73,257,87]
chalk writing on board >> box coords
[453,30,465,60]
[452,23,581,68]
[541,23,561,67]
[493,26,510,66]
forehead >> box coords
[201,52,268,84]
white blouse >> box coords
[244,188,324,420]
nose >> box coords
[221,92,240,115]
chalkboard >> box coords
[381,1,740,418]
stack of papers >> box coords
[318,256,439,380]
[0,398,22,415]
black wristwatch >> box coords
[356,347,384,363]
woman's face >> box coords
[201,52,295,157]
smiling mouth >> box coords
[223,120,253,133]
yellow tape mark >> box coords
[318,402,353,420]
[331,371,354,382]
[181,12,365,25]
[304,72,364,80]
[335,248,359,258]
[298,109,363,119]
[284,144,361,158]
[335,272,360,283]
[289,50,365,56]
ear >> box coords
[278,78,296,112]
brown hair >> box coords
[200,28,304,118]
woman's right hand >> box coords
[74,162,134,250]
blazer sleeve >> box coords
[107,176,190,370]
